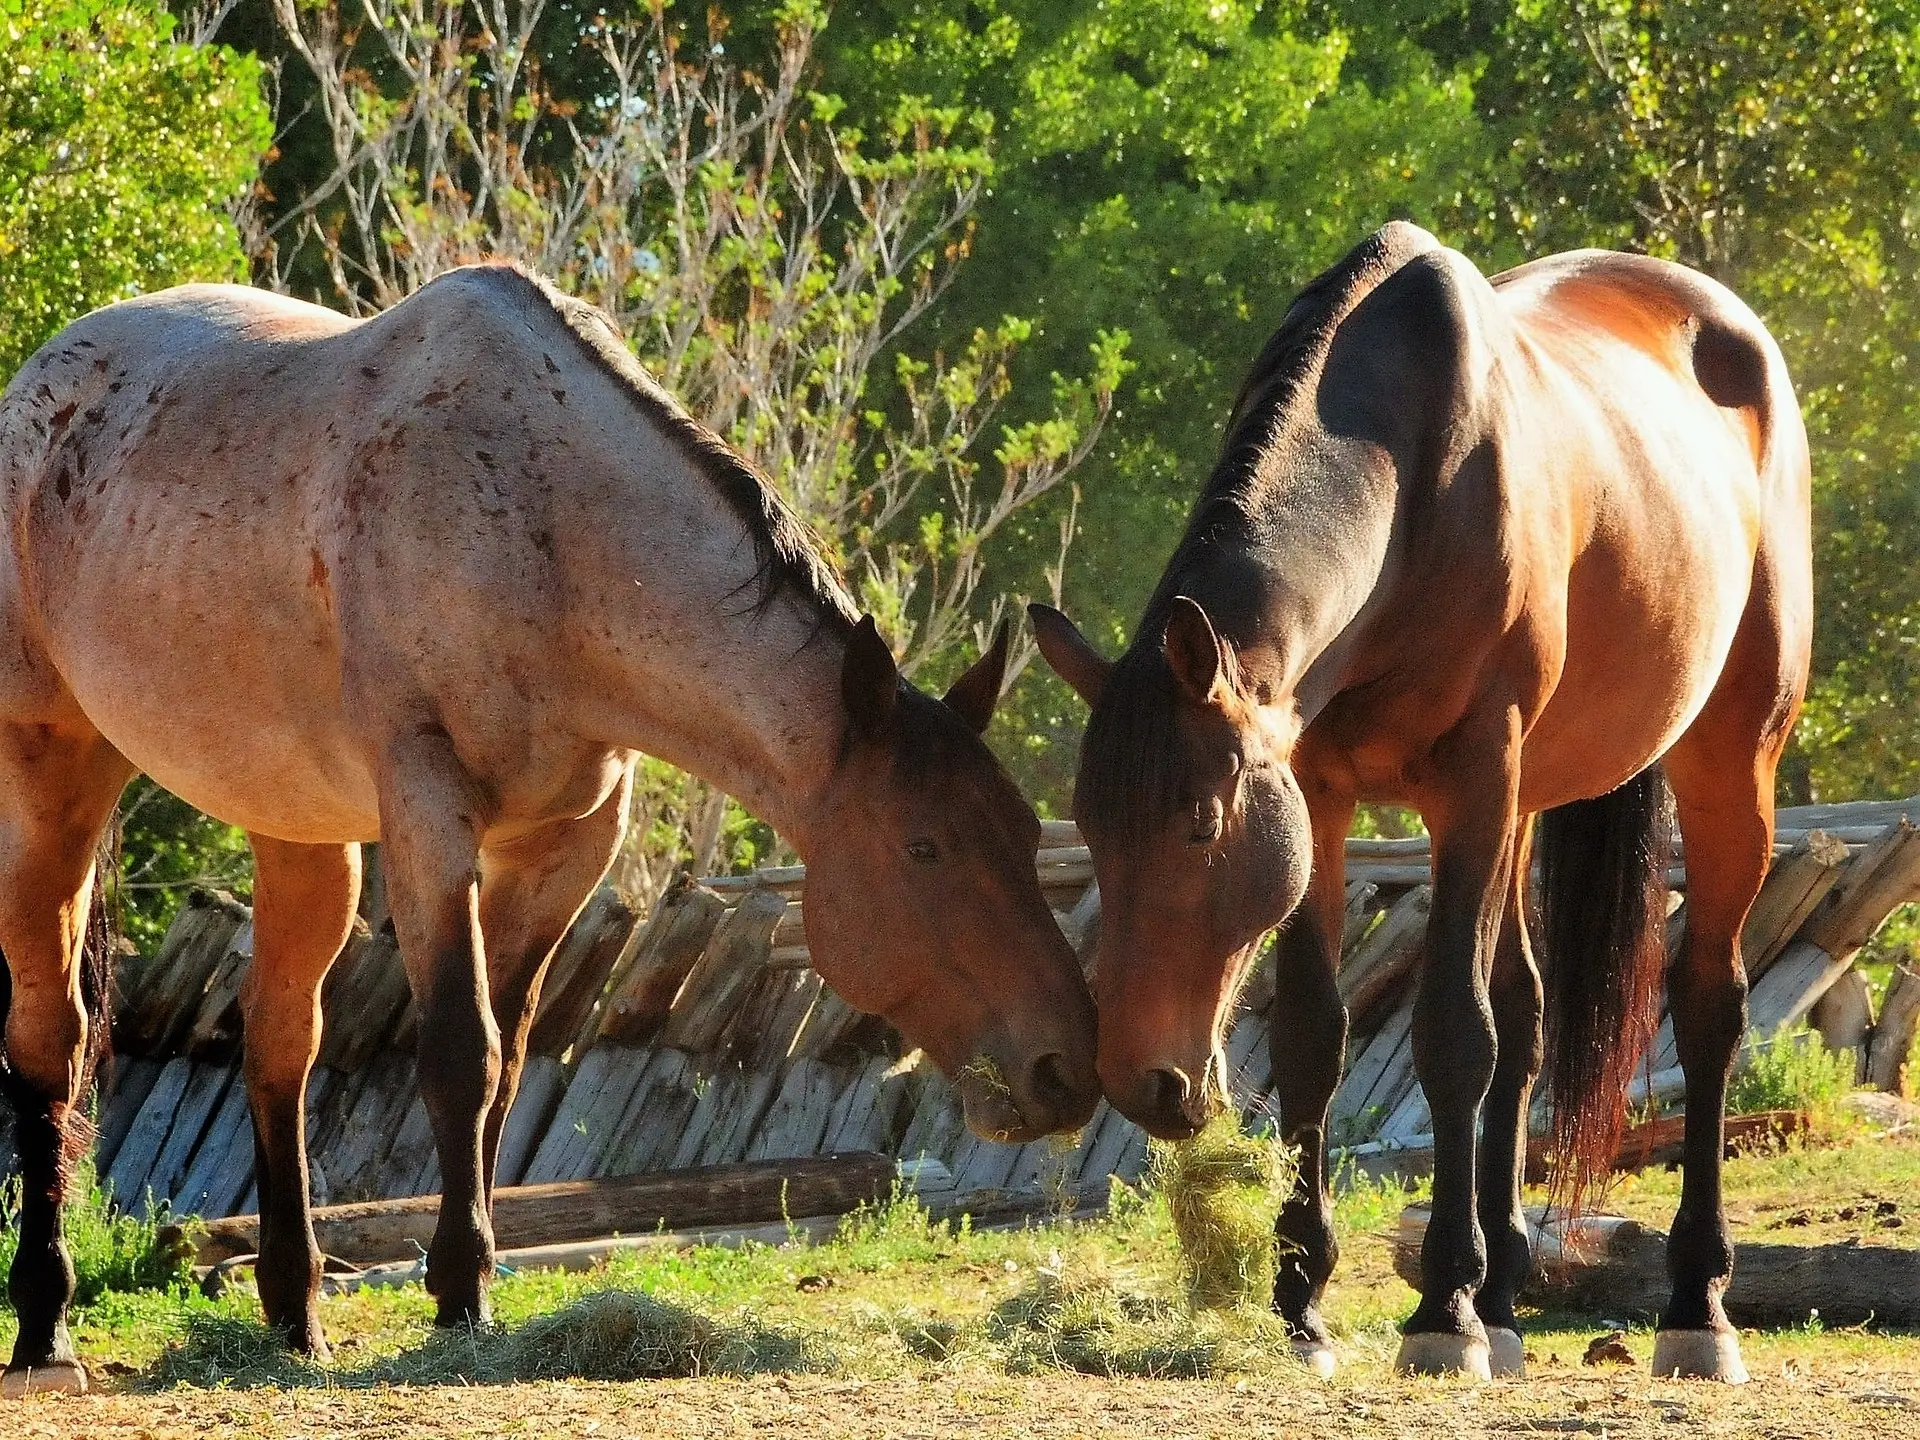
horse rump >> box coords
[1536,766,1672,1213]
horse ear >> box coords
[942,619,1011,734]
[1029,603,1113,707]
[842,615,900,737]
[1162,596,1226,704]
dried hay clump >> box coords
[986,1258,1292,1379]
[154,1290,821,1390]
[1150,1111,1296,1310]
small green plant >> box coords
[0,1159,198,1309]
[1148,1112,1296,1310]
[1727,1024,1856,1120]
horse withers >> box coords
[0,266,1099,1393]
[1033,222,1810,1382]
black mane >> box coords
[1077,224,1436,843]
[464,264,858,630]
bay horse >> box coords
[0,265,1100,1393]
[1032,222,1810,1382]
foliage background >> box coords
[8,0,1920,943]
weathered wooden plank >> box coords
[592,877,728,1049]
[1337,886,1428,1035]
[528,888,638,1058]
[495,1054,567,1189]
[522,1044,656,1184]
[1341,879,1383,953]
[895,1069,968,1171]
[1740,830,1851,983]
[181,920,253,1063]
[820,1054,909,1156]
[376,1095,442,1199]
[93,1056,163,1175]
[716,965,815,1071]
[744,1057,846,1163]
[1081,1102,1144,1187]
[1329,1001,1414,1139]
[114,892,250,1057]
[198,1153,898,1267]
[171,1074,255,1218]
[787,981,870,1064]
[302,1066,347,1207]
[1809,967,1874,1081]
[133,1062,234,1218]
[946,1126,1025,1193]
[1868,963,1920,1094]
[317,1051,417,1203]
[316,921,410,1072]
[673,1068,780,1169]
[601,1048,702,1175]
[104,1057,193,1211]
[658,889,787,1054]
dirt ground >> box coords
[11,1358,1920,1440]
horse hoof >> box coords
[1,1360,89,1397]
[1651,1329,1748,1383]
[1290,1339,1337,1378]
[1395,1331,1492,1380]
[1486,1326,1525,1377]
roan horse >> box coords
[0,264,1101,1393]
[1032,223,1810,1383]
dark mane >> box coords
[1078,224,1440,843]
[461,264,858,629]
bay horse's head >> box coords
[1030,597,1310,1139]
[801,617,1101,1142]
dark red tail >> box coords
[1536,766,1671,1213]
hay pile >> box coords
[1150,1112,1296,1309]
[154,1290,821,1390]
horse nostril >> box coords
[1146,1066,1192,1121]
[1026,1051,1076,1115]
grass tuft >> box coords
[1729,1024,1858,1124]
[0,1158,199,1310]
[1149,1112,1295,1309]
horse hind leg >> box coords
[1652,600,1801,1383]
[1472,827,1542,1379]
[241,836,360,1358]
[0,724,131,1397]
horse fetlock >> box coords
[4,1318,84,1396]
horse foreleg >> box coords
[241,836,360,1358]
[475,766,630,1191]
[0,726,128,1397]
[1268,783,1351,1378]
[377,731,496,1329]
[1396,706,1522,1379]
[1472,829,1542,1378]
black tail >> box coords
[0,829,119,1181]
[1537,766,1672,1214]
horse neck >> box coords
[1169,442,1399,723]
[593,589,848,857]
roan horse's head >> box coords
[1030,597,1311,1140]
[802,617,1101,1143]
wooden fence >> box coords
[76,800,1920,1219]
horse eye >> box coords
[906,838,939,862]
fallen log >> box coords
[1393,1205,1920,1327]
[195,1151,897,1267]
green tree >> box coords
[0,0,272,373]
[1488,0,1920,800]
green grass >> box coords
[0,1157,198,1309]
[9,1127,1915,1396]
[1727,1024,1859,1120]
